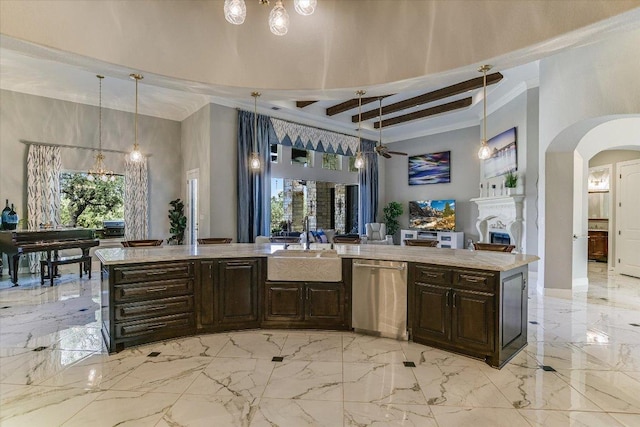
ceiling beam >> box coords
[296,101,318,108]
[373,97,472,129]
[326,95,392,116]
[353,72,503,122]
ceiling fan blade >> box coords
[382,152,392,159]
[387,151,408,156]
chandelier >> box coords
[224,0,317,36]
[477,64,493,160]
[87,75,116,182]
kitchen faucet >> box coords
[303,216,311,250]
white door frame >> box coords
[616,158,640,278]
[186,169,199,245]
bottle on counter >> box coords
[5,204,19,230]
[1,199,10,229]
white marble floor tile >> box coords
[343,362,426,405]
[0,349,95,385]
[281,334,343,361]
[133,333,232,358]
[343,402,438,426]
[251,397,343,427]
[554,369,640,413]
[518,409,626,427]
[0,385,102,427]
[575,343,640,371]
[525,342,614,370]
[343,334,406,363]
[61,390,180,427]
[158,394,255,427]
[262,360,343,401]
[184,357,274,403]
[217,331,287,359]
[430,406,531,427]
[108,355,211,393]
[412,363,512,408]
[609,413,640,427]
[484,366,601,411]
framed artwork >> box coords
[483,127,517,179]
[408,150,451,185]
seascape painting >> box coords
[483,127,517,179]
[408,151,451,185]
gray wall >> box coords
[0,89,182,239]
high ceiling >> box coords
[1,1,638,143]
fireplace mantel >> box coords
[471,195,525,253]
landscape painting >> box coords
[408,151,451,185]
[483,127,517,179]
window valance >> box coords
[270,117,359,156]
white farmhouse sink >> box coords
[268,250,342,282]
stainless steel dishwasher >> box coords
[352,259,408,340]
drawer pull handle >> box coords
[147,287,168,293]
[147,305,168,311]
[445,290,450,306]
[422,272,441,278]
[146,270,173,276]
[461,275,485,283]
[147,323,167,330]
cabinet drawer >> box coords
[114,278,194,302]
[115,295,194,322]
[115,313,194,339]
[414,265,452,285]
[114,262,194,284]
[454,270,496,292]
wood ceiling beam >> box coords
[373,97,472,129]
[326,95,392,116]
[353,72,503,122]
[296,101,318,108]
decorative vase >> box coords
[506,187,515,196]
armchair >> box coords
[365,223,392,245]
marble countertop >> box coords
[95,243,538,272]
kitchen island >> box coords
[97,244,537,368]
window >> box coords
[270,144,279,163]
[60,172,124,229]
[322,153,341,170]
[291,148,313,167]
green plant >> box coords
[383,201,403,237]
[505,171,518,188]
[167,198,187,245]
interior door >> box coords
[617,159,640,278]
[186,169,199,245]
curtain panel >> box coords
[358,139,379,235]
[26,145,62,271]
[124,156,149,240]
[237,111,272,243]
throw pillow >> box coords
[317,229,328,243]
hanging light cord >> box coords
[135,76,139,148]
[254,93,258,151]
[483,67,487,143]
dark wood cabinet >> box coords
[588,230,608,262]
[263,281,346,329]
[410,263,527,368]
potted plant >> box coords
[505,171,518,195]
[383,201,403,244]
[167,198,187,245]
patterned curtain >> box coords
[27,145,62,272]
[237,110,272,243]
[124,156,149,240]
[270,117,359,155]
[358,139,379,235]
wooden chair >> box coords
[121,239,163,247]
[270,236,300,244]
[474,242,515,252]
[333,236,361,244]
[197,238,233,244]
[405,239,438,247]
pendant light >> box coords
[353,90,366,169]
[477,64,492,160]
[224,0,246,25]
[87,75,115,182]
[129,73,144,162]
[294,0,317,15]
[269,0,290,36]
[250,91,262,171]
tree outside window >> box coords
[60,172,124,229]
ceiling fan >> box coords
[374,97,407,159]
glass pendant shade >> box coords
[129,144,143,162]
[224,0,246,25]
[269,0,290,36]
[478,141,492,160]
[250,152,261,170]
[294,0,317,15]
[354,152,365,169]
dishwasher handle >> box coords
[353,262,405,271]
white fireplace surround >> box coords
[470,195,525,253]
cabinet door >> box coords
[451,289,494,354]
[413,283,450,344]
[198,261,216,328]
[216,259,260,329]
[265,282,304,321]
[305,283,345,326]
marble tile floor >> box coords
[1,262,640,426]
